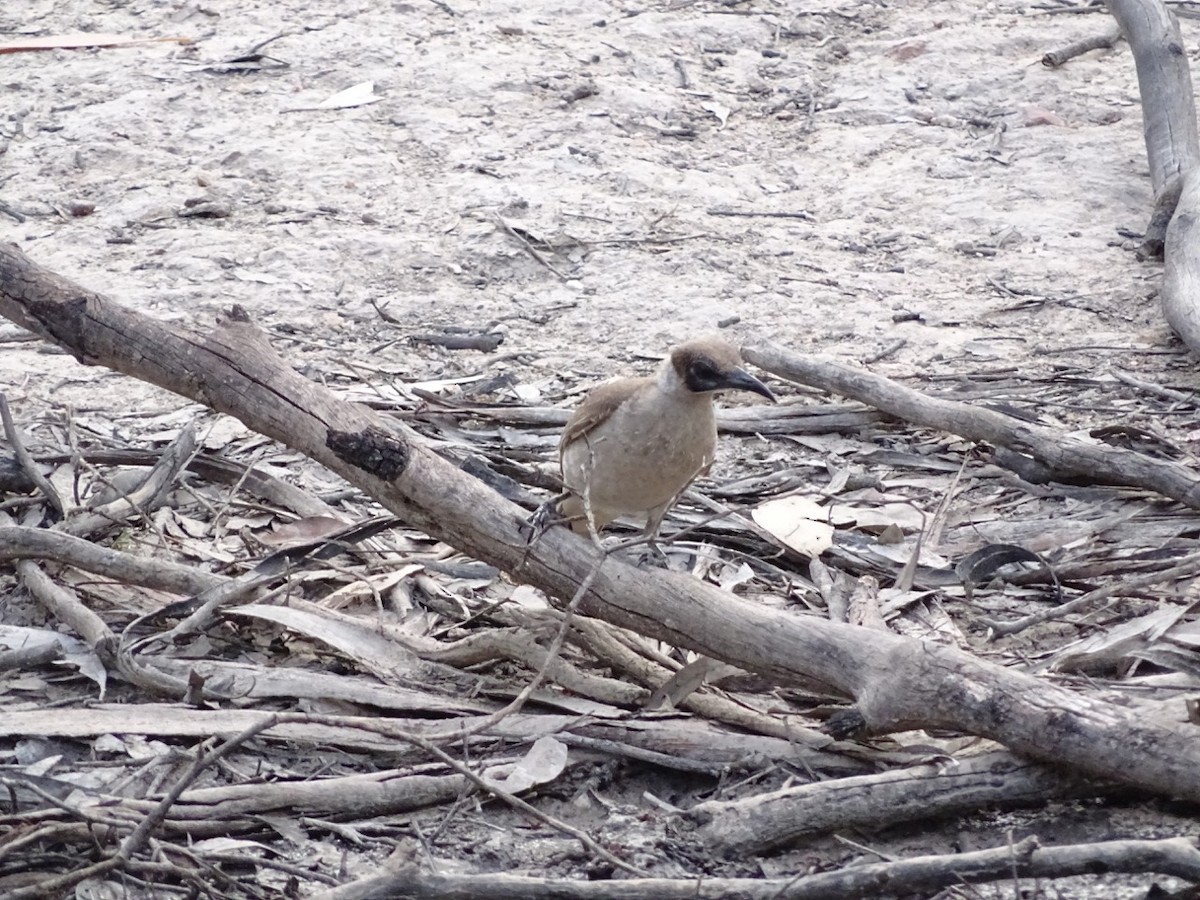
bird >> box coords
[557,336,776,541]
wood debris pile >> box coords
[3,278,1200,896]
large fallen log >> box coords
[2,243,1199,803]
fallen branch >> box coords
[311,836,1200,900]
[980,548,1200,636]
[0,716,278,900]
[742,340,1200,508]
[1042,25,1122,67]
[688,750,1093,854]
[2,245,1200,804]
[0,525,223,595]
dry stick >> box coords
[1041,25,1122,67]
[0,717,280,900]
[0,525,222,595]
[0,855,123,900]
[1111,366,1196,404]
[0,774,132,830]
[980,549,1200,636]
[0,641,61,670]
[146,839,276,900]
[556,733,727,775]
[57,421,196,539]
[742,340,1200,509]
[6,248,1200,804]
[706,208,814,220]
[427,626,646,706]
[688,750,1092,854]
[24,447,340,520]
[410,332,503,352]
[493,214,568,280]
[241,711,643,877]
[309,836,1200,900]
[0,510,118,663]
[176,845,342,888]
[118,716,284,861]
[14,555,117,664]
[395,722,646,877]
[0,392,64,517]
[420,550,606,745]
[863,337,906,364]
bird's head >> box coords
[669,338,776,402]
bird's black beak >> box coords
[721,368,776,403]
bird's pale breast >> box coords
[560,389,716,523]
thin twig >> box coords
[1111,367,1196,405]
[494,215,568,280]
[220,710,647,877]
[425,549,609,743]
[117,714,283,861]
[980,551,1200,637]
[707,208,814,220]
[0,392,65,517]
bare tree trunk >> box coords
[1107,0,1200,349]
[2,244,1200,803]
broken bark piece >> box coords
[409,331,503,352]
[1041,26,1122,68]
[689,750,1093,853]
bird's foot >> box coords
[522,496,568,544]
[635,540,672,569]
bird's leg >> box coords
[521,491,572,544]
[635,503,673,567]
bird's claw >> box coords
[635,540,671,569]
[522,497,565,544]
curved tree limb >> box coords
[1107,0,1200,349]
[742,340,1200,508]
[2,244,1200,803]
[1107,0,1200,197]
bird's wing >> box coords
[558,377,647,453]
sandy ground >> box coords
[3,0,1199,897]
[1,0,1175,394]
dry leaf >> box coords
[314,81,380,110]
[259,516,351,546]
[229,603,424,681]
[827,501,926,532]
[481,736,568,793]
[322,565,423,608]
[200,415,250,450]
[510,584,550,611]
[701,101,731,128]
[751,496,834,557]
[0,625,106,696]
[717,561,755,592]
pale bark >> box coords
[743,341,1200,506]
[2,244,1200,804]
[1107,0,1200,349]
[312,837,1200,900]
